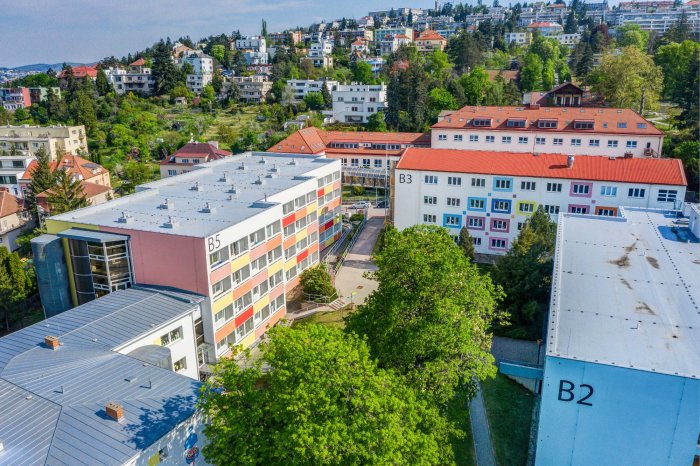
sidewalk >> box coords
[334,216,384,305]
[470,384,497,466]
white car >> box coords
[349,201,371,209]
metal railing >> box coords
[332,217,367,276]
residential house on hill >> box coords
[160,141,233,178]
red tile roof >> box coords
[417,30,446,41]
[267,128,430,155]
[130,58,146,66]
[527,22,563,28]
[160,142,233,165]
[0,191,23,218]
[58,65,98,79]
[431,105,663,136]
[21,154,108,182]
[395,148,687,186]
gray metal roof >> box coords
[57,228,130,243]
[0,287,205,466]
[548,207,700,379]
[49,152,338,239]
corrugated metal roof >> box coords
[548,207,700,378]
[0,287,204,466]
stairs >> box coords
[327,298,347,311]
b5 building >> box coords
[393,148,686,255]
[33,152,342,378]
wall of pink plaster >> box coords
[100,226,210,296]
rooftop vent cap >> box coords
[289,158,297,166]
[160,198,173,210]
[567,155,575,168]
[220,171,229,182]
[202,202,216,213]
[117,212,133,224]
[191,181,203,191]
[164,216,179,229]
[259,157,267,164]
[228,184,237,195]
[270,164,279,173]
[254,176,265,185]
[105,402,124,421]
[45,335,60,350]
[238,162,246,171]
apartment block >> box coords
[505,31,532,45]
[231,75,273,103]
[35,152,343,373]
[431,106,664,158]
[105,59,156,95]
[160,141,232,178]
[393,148,686,256]
[235,36,268,65]
[535,206,699,465]
[181,51,214,94]
[331,83,387,124]
[0,286,212,465]
[0,87,31,110]
[285,79,338,102]
[305,39,334,68]
[0,125,88,197]
[415,29,447,53]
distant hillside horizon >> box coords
[0,62,90,73]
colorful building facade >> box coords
[35,152,342,378]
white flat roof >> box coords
[49,152,338,238]
[548,207,700,379]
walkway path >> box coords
[334,216,384,305]
[470,383,497,466]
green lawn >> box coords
[342,186,387,203]
[293,307,354,329]
[481,374,535,466]
[447,387,477,466]
[200,107,261,147]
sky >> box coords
[0,0,436,68]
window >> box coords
[617,122,627,128]
[160,327,183,346]
[424,196,437,205]
[469,135,479,142]
[571,138,581,146]
[469,197,486,210]
[209,247,230,268]
[212,276,232,297]
[626,140,637,148]
[284,223,296,237]
[448,176,462,186]
[502,136,512,144]
[424,175,438,184]
[485,135,495,143]
[446,197,461,207]
[589,139,600,147]
[506,119,526,128]
[266,221,281,238]
[454,135,463,142]
[473,118,492,127]
[167,170,177,176]
[553,138,563,146]
[362,159,370,168]
[252,280,269,300]
[234,291,253,313]
[423,214,437,223]
[249,227,266,246]
[443,214,462,227]
[657,189,677,203]
[494,177,512,190]
[490,238,507,250]
[596,208,616,216]
[374,159,382,168]
[600,186,617,196]
[569,205,589,214]
[438,134,447,141]
[254,304,272,326]
[232,265,251,285]
[521,181,536,191]
[543,205,559,214]
[173,357,187,372]
[214,304,235,327]
[637,123,647,129]
[473,237,482,246]
[572,183,590,195]
[471,178,485,188]
[282,200,295,215]
[492,199,511,213]
[251,255,267,274]
[608,140,618,148]
[535,137,545,145]
[518,202,535,214]
[538,119,557,128]
[491,219,509,231]
[628,188,646,198]
[267,246,283,264]
[517,222,523,231]
[468,217,484,229]
[573,120,594,130]
[518,136,529,144]
[351,158,359,167]
[236,316,255,341]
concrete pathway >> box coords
[334,216,384,305]
[491,336,542,366]
[470,383,497,466]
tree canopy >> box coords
[200,324,456,466]
[345,225,503,405]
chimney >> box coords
[44,335,60,350]
[105,402,124,421]
[567,155,575,168]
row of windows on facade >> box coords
[437,133,641,148]
[215,293,287,353]
[423,175,678,201]
[211,231,320,303]
[341,158,395,168]
[330,142,405,150]
[422,188,677,211]
[469,118,646,130]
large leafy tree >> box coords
[492,208,556,339]
[345,225,503,405]
[590,46,663,113]
[351,61,374,84]
[200,325,455,466]
[26,146,55,211]
[152,40,182,95]
[299,263,337,302]
[95,69,111,96]
[655,40,699,130]
[520,53,544,92]
[616,23,650,50]
[46,170,89,215]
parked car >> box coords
[375,200,388,209]
[349,201,371,209]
